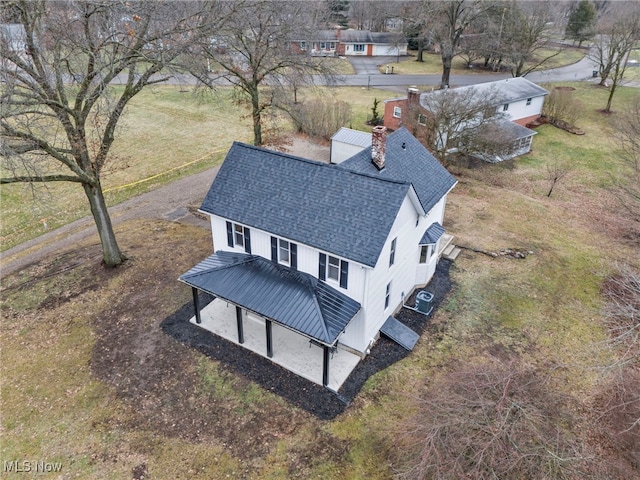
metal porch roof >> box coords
[419,222,445,245]
[179,251,361,347]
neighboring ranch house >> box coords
[384,78,549,162]
[338,30,407,57]
[294,29,407,57]
[180,127,456,390]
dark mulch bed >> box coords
[162,260,453,420]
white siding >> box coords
[501,95,544,122]
[208,190,449,355]
[209,214,367,303]
[372,44,407,56]
[330,141,367,164]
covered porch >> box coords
[190,298,361,391]
[179,251,362,392]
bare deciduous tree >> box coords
[391,360,585,480]
[188,0,336,146]
[589,264,640,477]
[611,97,640,223]
[602,264,640,367]
[591,4,640,112]
[499,0,561,78]
[422,0,490,88]
[418,86,512,164]
[546,160,573,197]
[0,0,216,266]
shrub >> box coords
[289,100,352,140]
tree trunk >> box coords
[251,88,262,146]
[83,182,126,267]
[441,54,452,88]
[605,82,616,113]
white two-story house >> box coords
[179,127,457,390]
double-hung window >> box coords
[419,244,435,264]
[385,282,391,309]
[389,238,397,267]
[226,221,251,253]
[271,236,297,269]
[319,253,349,289]
[354,44,365,52]
[393,106,402,118]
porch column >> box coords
[192,287,201,324]
[236,306,244,344]
[265,319,273,358]
[323,346,330,387]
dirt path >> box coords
[1,136,330,277]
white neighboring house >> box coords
[384,77,549,162]
[180,127,457,388]
[339,30,407,56]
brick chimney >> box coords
[407,86,420,107]
[371,126,387,170]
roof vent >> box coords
[402,142,406,150]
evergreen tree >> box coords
[565,0,597,46]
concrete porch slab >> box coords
[190,298,361,391]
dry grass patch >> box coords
[1,218,380,479]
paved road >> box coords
[338,52,602,93]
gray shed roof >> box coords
[340,30,406,45]
[200,142,413,268]
[420,77,549,108]
[331,127,372,148]
[420,222,445,245]
[179,251,361,346]
[338,128,458,214]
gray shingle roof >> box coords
[180,251,361,346]
[340,30,406,45]
[331,127,372,148]
[200,142,412,267]
[420,77,548,109]
[338,128,458,214]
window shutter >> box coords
[291,243,298,270]
[271,237,278,262]
[319,253,326,281]
[340,261,349,289]
[226,221,234,247]
[244,227,251,254]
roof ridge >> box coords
[232,140,412,188]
